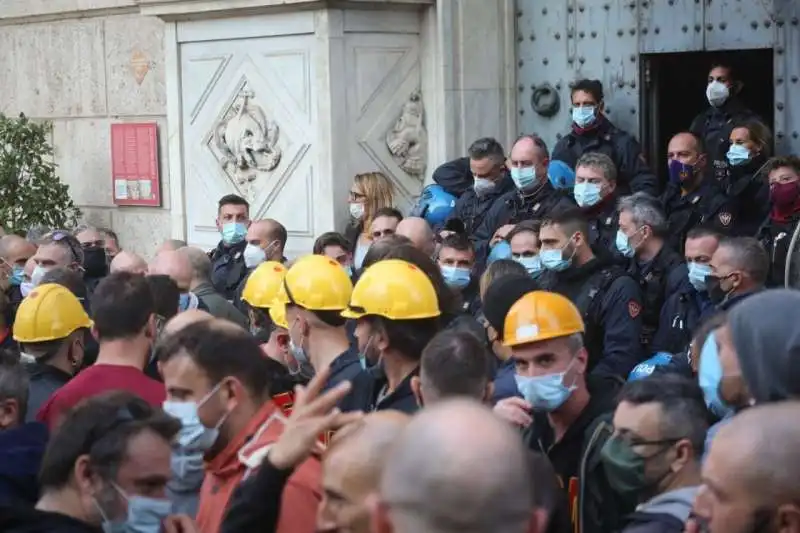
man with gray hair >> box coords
[179,246,248,329]
[706,236,767,312]
[372,399,537,533]
[617,192,689,354]
[440,137,516,236]
[574,152,620,254]
[30,230,83,287]
[155,238,188,256]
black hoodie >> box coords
[728,289,800,403]
[523,375,633,533]
[0,506,101,533]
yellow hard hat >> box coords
[241,262,288,308]
[342,259,441,320]
[276,255,353,311]
[13,283,92,343]
[503,291,585,347]
[268,300,289,330]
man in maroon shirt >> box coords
[37,271,165,430]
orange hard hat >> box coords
[503,291,585,347]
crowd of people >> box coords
[0,64,799,533]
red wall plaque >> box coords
[110,123,162,207]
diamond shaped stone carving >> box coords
[210,83,282,199]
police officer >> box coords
[661,132,738,252]
[573,152,621,258]
[209,193,250,300]
[440,138,515,237]
[340,259,442,414]
[689,62,762,183]
[655,227,721,354]
[276,254,362,391]
[537,209,644,378]
[722,120,771,236]
[436,233,481,317]
[475,134,576,260]
[616,193,688,354]
[552,79,657,196]
[758,155,800,287]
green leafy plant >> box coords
[0,113,81,234]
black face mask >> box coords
[83,247,109,278]
[705,273,733,305]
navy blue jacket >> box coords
[0,422,48,507]
[541,259,644,379]
[552,118,658,196]
[339,366,420,414]
[432,157,473,198]
[661,179,738,253]
[654,283,709,356]
[209,240,248,301]
[443,173,516,235]
[474,182,576,262]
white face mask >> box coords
[349,202,365,220]
[30,265,49,287]
[243,241,278,269]
[706,81,730,107]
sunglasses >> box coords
[45,230,82,263]
[371,228,395,240]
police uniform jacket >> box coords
[339,366,420,414]
[474,181,576,261]
[444,173,516,236]
[539,257,644,379]
[626,245,688,353]
[552,118,658,196]
[689,98,761,182]
[724,156,770,237]
[661,179,737,253]
[759,215,800,287]
[653,284,711,356]
[209,240,248,301]
[583,196,621,264]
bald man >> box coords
[232,219,287,313]
[372,399,536,533]
[162,309,214,337]
[149,250,205,312]
[155,239,188,256]
[179,247,248,329]
[395,217,436,257]
[317,411,409,533]
[109,250,148,275]
[692,401,800,533]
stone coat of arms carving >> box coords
[213,86,282,197]
[386,89,428,178]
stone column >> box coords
[137,0,515,253]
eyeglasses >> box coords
[349,191,367,202]
[45,230,82,263]
[371,228,395,240]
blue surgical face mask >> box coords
[514,358,578,411]
[488,240,512,263]
[514,255,543,278]
[8,265,24,287]
[572,106,596,128]
[96,482,173,533]
[615,230,635,258]
[288,318,309,366]
[441,265,471,290]
[688,262,712,292]
[358,335,376,370]
[698,331,734,419]
[473,177,496,195]
[540,239,575,272]
[343,264,354,278]
[726,144,751,166]
[510,167,537,190]
[573,182,602,207]
[221,222,247,245]
[178,292,199,312]
[162,400,219,452]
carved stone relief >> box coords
[211,84,282,199]
[386,89,427,178]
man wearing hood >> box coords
[492,290,630,533]
[602,374,707,533]
[0,352,48,507]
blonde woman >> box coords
[344,172,394,269]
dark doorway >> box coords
[640,49,774,186]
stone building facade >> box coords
[0,0,516,256]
